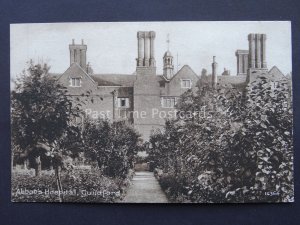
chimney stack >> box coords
[69,39,87,71]
[248,33,267,70]
[247,33,268,82]
[235,50,249,76]
[137,31,156,67]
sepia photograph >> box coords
[10,21,293,203]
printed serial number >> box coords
[264,191,280,196]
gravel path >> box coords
[122,171,168,203]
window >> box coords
[271,81,279,90]
[70,77,82,87]
[181,79,191,88]
[161,97,177,108]
[117,98,129,108]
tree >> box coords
[226,76,293,202]
[147,75,293,203]
[11,61,82,177]
[82,117,140,178]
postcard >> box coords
[11,21,293,203]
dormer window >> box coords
[70,77,82,87]
[181,79,191,88]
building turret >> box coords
[163,50,174,79]
[212,56,218,88]
[69,39,87,71]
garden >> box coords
[11,61,294,203]
[147,75,293,203]
[11,62,140,203]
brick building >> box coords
[53,31,289,140]
[54,31,199,140]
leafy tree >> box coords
[226,77,293,202]
[147,75,293,203]
[11,61,142,202]
[82,117,140,178]
[11,61,82,177]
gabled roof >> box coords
[169,65,199,81]
[268,66,287,81]
[51,64,201,87]
[58,63,96,84]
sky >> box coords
[10,21,292,84]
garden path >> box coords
[122,171,168,203]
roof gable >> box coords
[58,63,96,84]
[171,65,199,81]
[268,66,286,81]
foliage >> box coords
[11,61,140,203]
[148,76,293,203]
[11,61,82,176]
[11,169,130,203]
[82,117,140,178]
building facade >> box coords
[54,31,199,140]
[53,32,288,140]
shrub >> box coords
[147,76,293,203]
[11,169,129,203]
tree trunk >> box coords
[55,166,64,202]
[35,156,41,176]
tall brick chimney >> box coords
[248,33,267,70]
[235,50,249,76]
[247,33,268,82]
[136,31,156,67]
[69,39,87,71]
